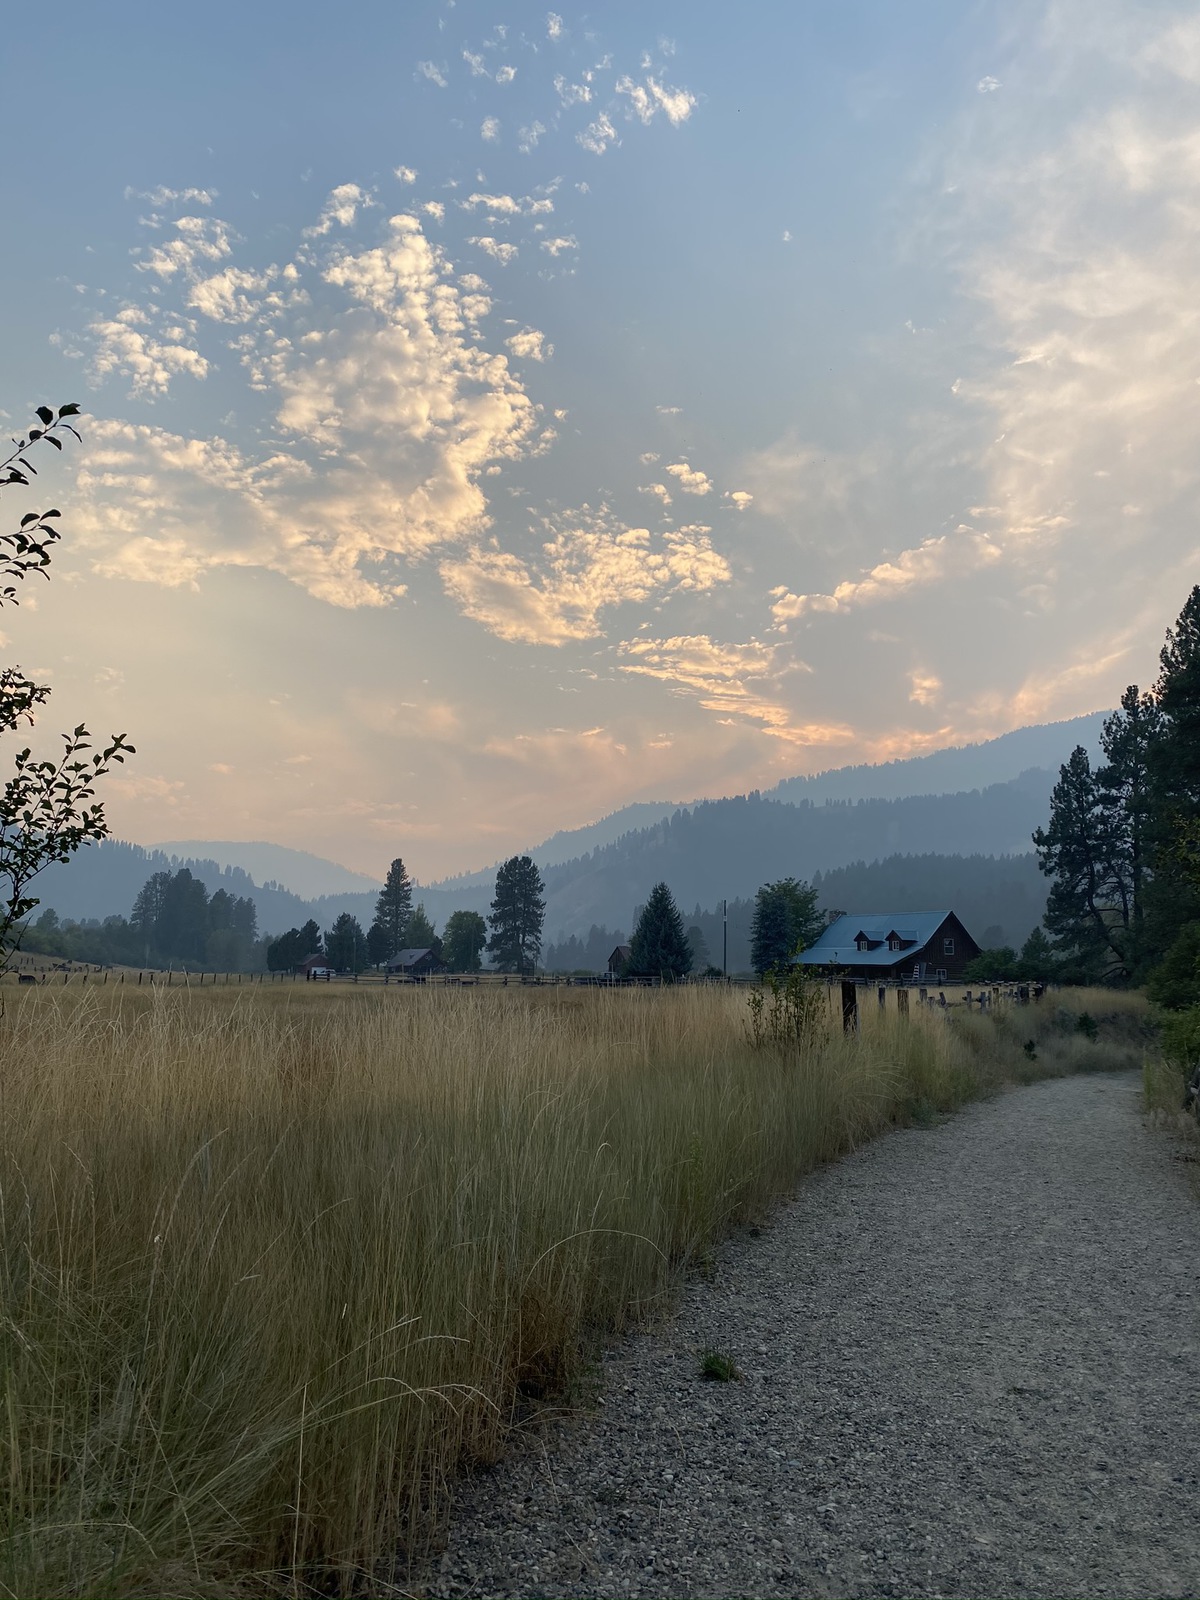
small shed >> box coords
[607,944,631,975]
[386,947,440,977]
[296,953,331,976]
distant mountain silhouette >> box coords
[432,710,1108,893]
[153,840,380,900]
[768,710,1107,805]
[27,717,1099,947]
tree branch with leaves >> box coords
[0,404,134,965]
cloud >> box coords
[495,65,516,84]
[137,215,234,278]
[304,182,373,237]
[916,1,1200,635]
[639,482,672,506]
[462,192,523,215]
[91,310,209,396]
[394,166,418,183]
[617,635,838,745]
[125,185,216,207]
[656,404,681,415]
[977,75,1001,92]
[481,116,501,142]
[539,235,578,256]
[554,75,591,107]
[615,75,698,127]
[724,490,753,510]
[518,121,547,154]
[547,12,564,39]
[578,113,618,154]
[78,209,541,608]
[417,60,448,87]
[468,236,518,264]
[439,512,731,644]
[769,532,1003,624]
[463,50,488,77]
[665,461,712,495]
[505,327,552,361]
[187,265,274,322]
[908,670,943,707]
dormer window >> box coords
[856,936,869,951]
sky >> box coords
[3,0,1200,881]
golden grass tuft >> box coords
[0,981,1149,1596]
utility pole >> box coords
[722,898,727,977]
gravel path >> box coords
[424,1073,1199,1599]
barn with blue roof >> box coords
[793,910,980,983]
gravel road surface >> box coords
[425,1073,1199,1599]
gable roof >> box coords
[386,947,435,967]
[795,911,963,968]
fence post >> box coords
[877,984,886,1009]
[841,980,859,1034]
[896,988,909,1017]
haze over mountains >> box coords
[30,713,1108,963]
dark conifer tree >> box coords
[628,881,692,980]
[1033,747,1130,980]
[371,858,413,963]
[487,855,546,974]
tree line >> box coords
[22,865,262,970]
[265,854,549,974]
[1028,584,1200,1003]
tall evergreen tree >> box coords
[366,919,391,967]
[407,903,437,946]
[371,857,413,962]
[1096,684,1162,964]
[1033,746,1131,980]
[325,912,367,972]
[1152,584,1200,815]
[686,923,712,972]
[628,881,692,980]
[750,877,823,975]
[487,855,546,974]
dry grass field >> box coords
[0,980,1152,1597]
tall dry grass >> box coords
[0,981,1149,1596]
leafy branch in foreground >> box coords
[0,404,133,965]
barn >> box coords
[793,911,981,983]
[385,947,441,978]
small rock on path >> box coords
[424,1073,1200,1599]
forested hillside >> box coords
[26,769,1058,952]
[541,852,1047,972]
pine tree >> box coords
[325,912,367,972]
[366,920,391,967]
[1096,684,1161,963]
[1153,584,1200,813]
[487,855,546,974]
[750,877,822,975]
[686,923,712,972]
[371,857,413,963]
[1033,746,1130,980]
[407,903,437,946]
[628,881,692,980]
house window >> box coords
[856,937,869,951]
[943,936,955,955]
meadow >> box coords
[0,980,1152,1597]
